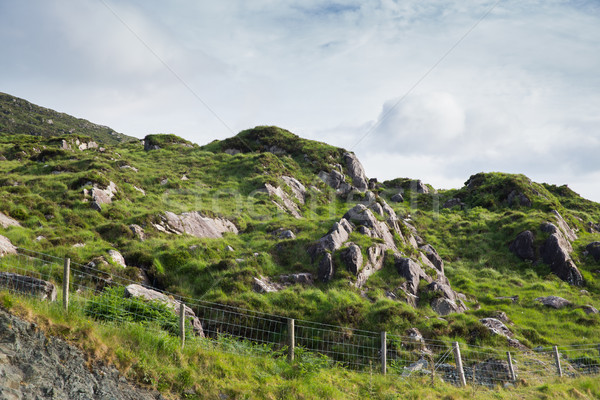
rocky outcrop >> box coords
[586,242,600,261]
[390,193,404,203]
[0,235,17,257]
[507,190,531,207]
[426,280,468,316]
[535,296,571,309]
[317,253,334,282]
[442,198,465,209]
[124,284,204,337]
[318,170,353,195]
[480,318,513,338]
[0,212,21,228]
[509,230,536,261]
[343,152,368,192]
[85,181,118,207]
[264,183,302,218]
[129,224,145,241]
[108,250,126,268]
[281,176,307,204]
[540,227,583,286]
[343,204,396,249]
[551,210,577,242]
[252,276,283,293]
[153,211,238,239]
[396,257,432,297]
[0,309,163,400]
[312,218,353,255]
[252,273,314,293]
[0,273,57,301]
[341,243,363,275]
[419,244,444,273]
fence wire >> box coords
[1,248,600,388]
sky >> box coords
[1,0,599,202]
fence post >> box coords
[288,318,295,362]
[453,342,467,387]
[179,303,185,349]
[62,258,70,312]
[506,351,516,382]
[553,346,562,377]
[381,331,387,375]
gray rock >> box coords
[507,190,531,207]
[279,273,313,285]
[480,318,513,338]
[395,257,432,296]
[281,176,307,204]
[430,298,463,316]
[0,234,17,257]
[344,204,396,248]
[154,211,238,239]
[492,311,511,324]
[391,193,404,203]
[355,245,387,288]
[318,170,346,190]
[369,202,384,216]
[419,244,444,273]
[264,183,302,218]
[535,296,572,309]
[586,242,600,261]
[129,224,145,241]
[317,253,334,282]
[0,272,57,301]
[315,218,353,254]
[108,250,126,268]
[412,180,429,194]
[442,198,465,209]
[90,200,102,212]
[343,152,368,192]
[341,243,363,275]
[581,305,599,315]
[426,280,468,315]
[252,276,283,293]
[0,212,21,228]
[402,358,429,377]
[124,284,204,337]
[90,181,117,205]
[551,210,577,241]
[509,230,536,261]
[540,233,584,286]
[278,229,296,239]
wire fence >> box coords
[1,247,600,388]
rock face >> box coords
[124,284,204,337]
[396,257,432,296]
[419,244,444,273]
[442,198,465,209]
[552,210,577,242]
[129,224,145,241]
[509,230,536,261]
[0,235,17,257]
[341,243,363,275]
[0,309,163,400]
[264,183,302,218]
[540,229,583,286]
[535,296,571,309]
[153,211,238,239]
[0,272,57,301]
[0,212,21,228]
[343,152,368,192]
[480,318,513,338]
[586,242,600,261]
[281,176,307,204]
[317,253,334,282]
[507,190,531,207]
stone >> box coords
[368,178,378,190]
[480,318,513,338]
[314,218,353,254]
[252,276,283,293]
[225,245,234,252]
[540,233,583,286]
[419,244,444,273]
[355,244,387,288]
[343,152,368,192]
[402,358,429,377]
[586,242,600,261]
[129,224,145,241]
[443,198,465,209]
[317,253,334,282]
[341,243,363,275]
[264,183,302,218]
[318,170,346,190]
[90,201,102,212]
[154,211,238,239]
[124,284,204,337]
[90,181,117,205]
[391,193,404,203]
[509,230,536,261]
[0,235,17,257]
[581,305,599,315]
[278,229,296,239]
[281,176,307,204]
[412,180,429,194]
[551,210,577,241]
[0,212,21,228]
[507,190,531,207]
[369,202,384,216]
[491,311,511,324]
[344,204,396,248]
[395,257,432,295]
[279,273,313,285]
[426,280,468,315]
[535,296,572,309]
[108,250,126,268]
[430,298,462,316]
[0,272,57,301]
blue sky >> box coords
[1,0,599,201]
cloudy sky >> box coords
[1,0,599,201]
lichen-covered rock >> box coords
[480,318,513,338]
[0,272,57,301]
[509,230,536,261]
[540,233,583,286]
[154,211,238,239]
[108,250,126,268]
[535,296,571,309]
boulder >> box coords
[581,305,599,315]
[355,245,387,288]
[341,243,363,275]
[343,152,368,192]
[586,242,600,261]
[369,202,384,217]
[124,284,204,337]
[0,235,17,257]
[108,250,126,268]
[535,296,571,309]
[344,205,396,248]
[90,201,102,212]
[264,183,302,218]
[154,211,238,239]
[426,280,468,316]
[315,218,353,254]
[281,176,307,204]
[480,318,513,338]
[90,181,117,205]
[419,244,444,273]
[540,233,583,286]
[430,298,463,317]
[317,253,334,282]
[395,257,431,295]
[318,170,346,191]
[391,193,404,203]
[509,230,536,261]
[0,272,57,301]
[278,229,296,240]
[551,210,577,241]
[252,276,283,293]
[129,224,145,241]
[279,273,313,286]
[0,212,21,228]
[412,180,429,194]
[507,190,531,207]
[442,198,465,209]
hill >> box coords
[1,94,600,397]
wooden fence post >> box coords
[506,351,516,382]
[453,342,467,387]
[381,331,387,375]
[288,318,295,362]
[62,258,70,312]
[553,346,562,377]
[179,303,185,349]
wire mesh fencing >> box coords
[1,247,600,388]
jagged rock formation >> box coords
[124,284,204,337]
[509,230,536,261]
[0,235,17,257]
[252,273,313,293]
[0,309,162,400]
[152,211,238,239]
